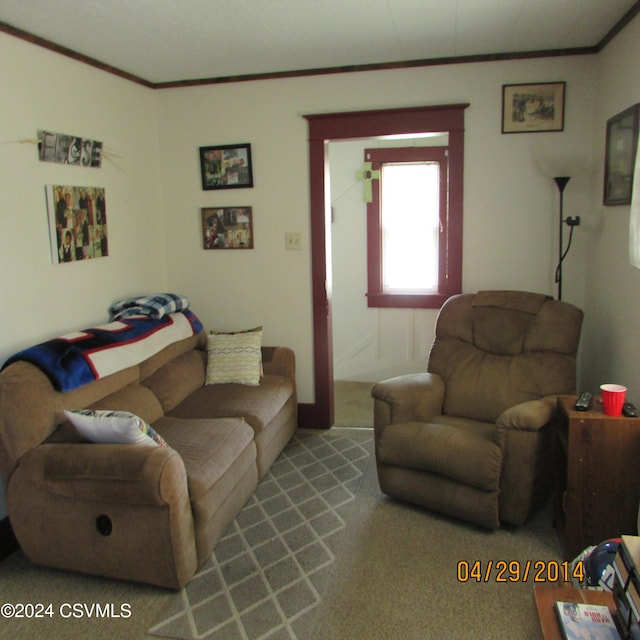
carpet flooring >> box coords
[148,427,563,640]
[149,430,373,639]
[0,380,564,640]
[332,381,374,428]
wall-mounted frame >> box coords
[603,103,639,206]
[199,143,253,190]
[45,185,108,264]
[501,82,565,134]
[201,207,254,249]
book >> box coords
[555,600,621,640]
[614,554,640,622]
[613,536,640,635]
[622,536,640,569]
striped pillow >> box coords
[206,328,263,386]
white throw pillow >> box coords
[64,409,168,447]
[206,328,263,386]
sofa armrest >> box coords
[262,346,295,383]
[372,373,445,436]
[13,443,189,506]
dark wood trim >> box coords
[0,517,18,562]
[304,104,469,430]
[0,20,153,88]
[4,8,640,90]
[596,0,640,51]
[296,402,326,430]
[152,48,597,88]
[364,145,455,309]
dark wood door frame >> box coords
[301,104,469,429]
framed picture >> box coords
[199,143,253,190]
[201,207,254,249]
[603,103,640,206]
[501,82,566,134]
[45,185,108,264]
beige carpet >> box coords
[333,380,374,428]
[0,426,560,640]
[308,445,560,639]
[148,430,373,639]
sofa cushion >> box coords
[167,374,294,435]
[206,329,263,386]
[377,420,503,491]
[142,349,206,413]
[64,409,168,447]
[153,416,256,517]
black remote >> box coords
[575,391,592,411]
[622,402,639,417]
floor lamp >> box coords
[553,176,580,301]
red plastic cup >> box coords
[600,384,627,416]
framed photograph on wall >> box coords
[45,185,108,264]
[199,143,254,190]
[201,207,254,249]
[603,103,639,206]
[501,82,566,133]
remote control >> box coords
[622,402,639,417]
[575,391,592,411]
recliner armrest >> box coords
[495,395,558,433]
[12,443,189,506]
[372,373,445,432]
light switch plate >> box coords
[285,232,302,250]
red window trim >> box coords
[366,145,461,309]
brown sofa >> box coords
[0,330,297,589]
[372,290,583,529]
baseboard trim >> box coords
[0,516,18,561]
[297,402,331,430]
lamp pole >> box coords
[554,176,570,301]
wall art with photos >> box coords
[39,130,103,167]
[201,207,253,250]
[200,144,253,190]
[46,185,108,264]
[501,82,566,134]
[603,103,639,206]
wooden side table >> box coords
[555,395,640,560]
[534,584,616,640]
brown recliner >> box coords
[371,290,583,529]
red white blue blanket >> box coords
[3,310,203,392]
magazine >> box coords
[555,601,621,640]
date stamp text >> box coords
[456,560,584,583]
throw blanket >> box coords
[109,292,190,321]
[3,311,203,392]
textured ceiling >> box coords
[0,0,638,84]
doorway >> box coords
[303,104,468,429]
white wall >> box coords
[1,13,638,520]
[582,15,640,401]
[0,34,166,517]
[0,35,166,364]
[155,56,597,399]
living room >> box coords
[0,3,639,637]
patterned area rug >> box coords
[148,429,373,640]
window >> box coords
[366,145,460,308]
